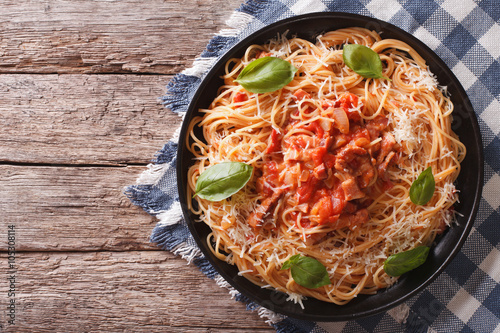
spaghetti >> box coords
[185,27,465,305]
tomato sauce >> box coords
[249,91,399,231]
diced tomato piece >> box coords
[338,93,358,110]
[293,89,311,101]
[256,161,280,196]
[265,161,279,179]
[296,176,318,204]
[297,218,312,229]
[321,99,335,110]
[331,186,346,215]
[322,94,360,121]
[310,146,326,167]
[265,129,281,154]
[323,153,336,169]
[233,92,248,104]
[314,196,334,225]
[256,51,272,58]
[312,188,329,202]
[339,93,361,121]
[288,135,307,149]
[301,120,324,138]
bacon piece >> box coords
[333,208,370,231]
[366,116,389,140]
[350,127,371,147]
[377,132,396,164]
[334,144,376,188]
[304,232,328,246]
[332,133,348,149]
[341,178,365,201]
[313,163,327,180]
[334,145,367,170]
[357,155,376,188]
[248,190,284,229]
[368,141,381,156]
[378,151,396,180]
[346,208,370,230]
[336,145,367,161]
[343,201,358,214]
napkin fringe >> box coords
[182,57,218,78]
[149,223,185,251]
[124,141,177,215]
[171,241,202,263]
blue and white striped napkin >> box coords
[126,1,500,331]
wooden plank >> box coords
[0,0,240,74]
[0,74,181,165]
[0,251,274,332]
[0,165,162,251]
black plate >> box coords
[176,12,484,321]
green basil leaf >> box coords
[281,254,299,270]
[281,254,330,289]
[384,246,430,277]
[235,56,298,94]
[195,162,253,201]
[410,167,435,205]
[343,44,388,80]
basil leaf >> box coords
[281,254,299,270]
[410,167,435,205]
[235,56,298,94]
[343,44,388,80]
[195,162,253,201]
[281,254,330,289]
[384,246,430,277]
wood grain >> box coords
[0,251,274,332]
[0,0,278,331]
[0,0,241,74]
[0,165,158,251]
[0,74,180,165]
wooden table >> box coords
[0,1,274,331]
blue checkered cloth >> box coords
[125,0,500,332]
